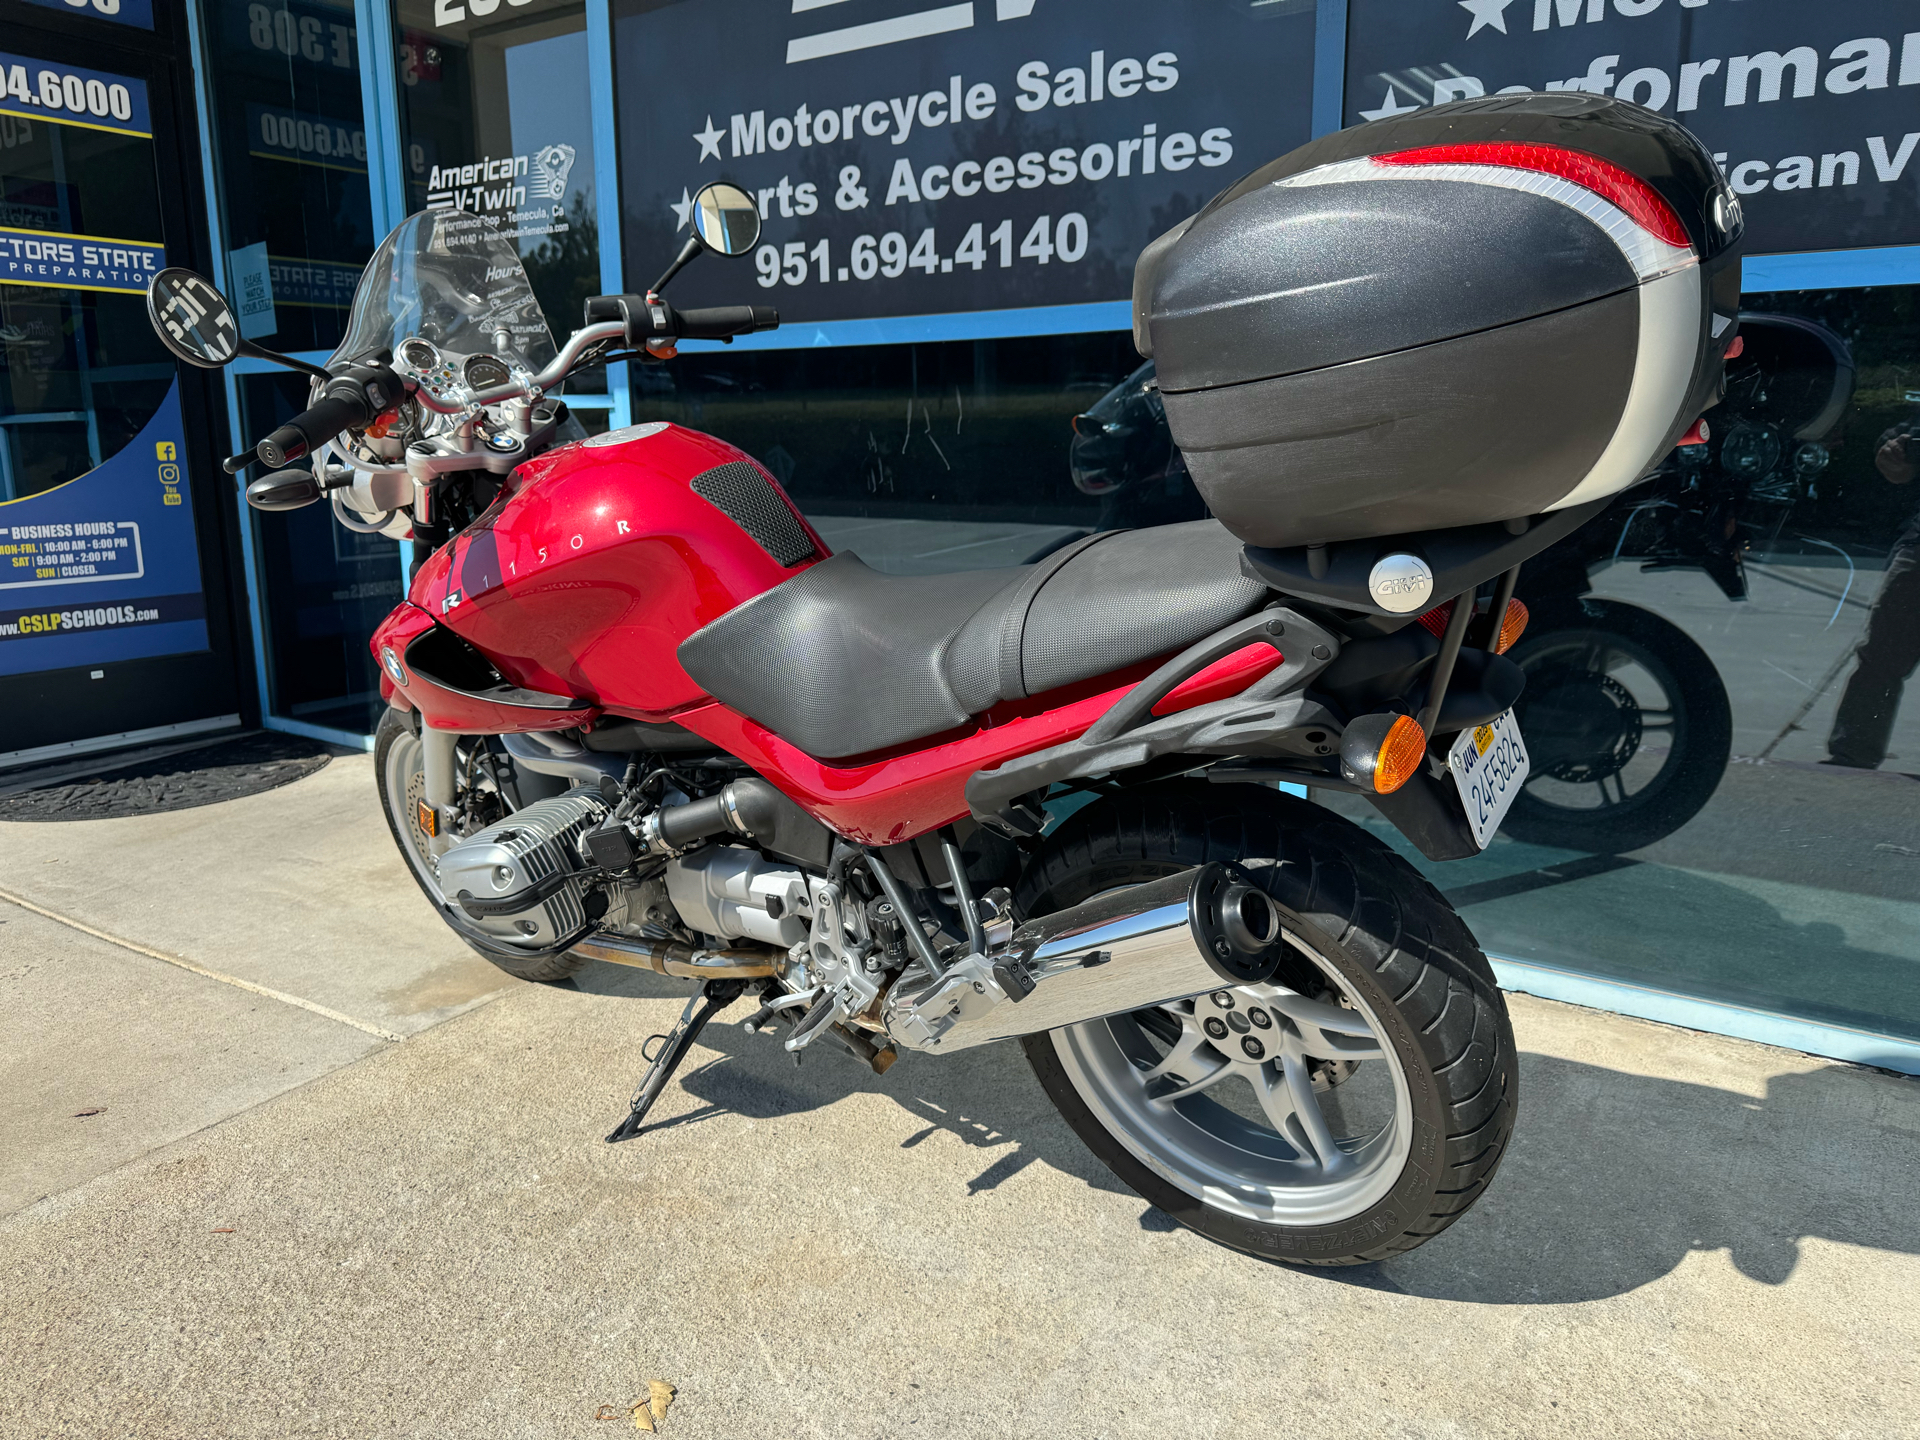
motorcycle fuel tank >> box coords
[398,421,826,720]
[1135,93,1745,551]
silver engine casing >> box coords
[664,846,809,948]
[436,788,607,947]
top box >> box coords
[1133,93,1745,551]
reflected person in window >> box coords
[1826,421,1918,770]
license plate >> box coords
[1448,710,1530,850]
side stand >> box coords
[605,978,747,1143]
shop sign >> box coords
[0,54,150,137]
[0,224,163,294]
[613,0,1317,323]
[16,0,155,33]
[1345,0,1919,255]
[424,144,579,244]
[0,384,209,676]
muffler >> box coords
[884,863,1287,1053]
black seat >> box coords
[677,521,1269,760]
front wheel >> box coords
[373,708,585,982]
[1014,782,1517,1266]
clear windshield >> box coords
[328,210,557,372]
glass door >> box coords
[0,5,246,763]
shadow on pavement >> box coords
[569,961,1917,1307]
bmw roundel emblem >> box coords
[380,645,406,686]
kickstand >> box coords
[605,979,747,1143]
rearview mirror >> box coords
[691,182,761,256]
[148,268,242,368]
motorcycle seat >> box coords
[677,520,1268,761]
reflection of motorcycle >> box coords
[1079,315,1852,855]
[1506,312,1854,852]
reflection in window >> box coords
[392,0,602,379]
[202,0,374,354]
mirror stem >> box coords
[649,235,704,297]
[237,338,333,382]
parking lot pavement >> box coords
[1,760,1915,1438]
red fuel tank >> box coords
[406,422,825,718]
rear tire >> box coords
[1014,781,1516,1266]
[373,709,585,983]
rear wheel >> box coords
[1015,781,1516,1266]
[373,708,585,982]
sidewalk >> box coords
[1,754,1915,1438]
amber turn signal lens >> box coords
[1372,715,1428,794]
[1338,712,1428,795]
[1495,598,1529,655]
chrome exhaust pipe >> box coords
[885,863,1286,1053]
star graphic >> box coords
[668,187,694,232]
[693,115,723,162]
[1458,0,1515,37]
[1358,86,1421,121]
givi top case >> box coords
[1133,94,1744,552]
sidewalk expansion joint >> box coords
[0,885,407,1043]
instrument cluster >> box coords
[395,337,529,412]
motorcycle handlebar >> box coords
[255,367,403,468]
[674,305,780,340]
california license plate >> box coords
[1449,710,1530,850]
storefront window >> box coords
[1312,287,1918,1045]
[390,0,604,398]
[197,0,386,730]
[0,106,172,500]
[627,333,1185,571]
[199,0,374,355]
[236,370,400,734]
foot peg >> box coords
[605,978,746,1143]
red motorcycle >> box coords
[148,95,1742,1264]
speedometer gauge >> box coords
[464,354,511,389]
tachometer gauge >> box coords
[464,354,511,390]
[399,338,439,372]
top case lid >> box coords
[1136,93,1738,393]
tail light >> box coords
[1340,712,1428,795]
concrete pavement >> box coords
[1,755,1915,1438]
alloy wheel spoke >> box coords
[1138,1018,1214,1083]
[1149,1055,1237,1105]
[1264,1049,1346,1173]
[1267,994,1385,1061]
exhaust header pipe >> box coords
[885,863,1287,1053]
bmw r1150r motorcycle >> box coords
[148,95,1743,1265]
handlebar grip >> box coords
[255,378,380,467]
[675,305,780,339]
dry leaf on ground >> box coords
[631,1379,676,1432]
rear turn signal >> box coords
[1495,598,1529,655]
[1339,713,1428,795]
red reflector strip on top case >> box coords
[1274,150,1697,283]
[1376,143,1690,248]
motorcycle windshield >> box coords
[329,210,557,373]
